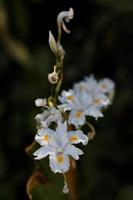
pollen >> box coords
[43,134,49,142]
[94,99,101,105]
[67,95,74,101]
[56,153,64,163]
[101,83,107,89]
[69,135,78,142]
[80,84,86,90]
[76,111,82,118]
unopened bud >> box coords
[48,31,58,55]
[48,66,59,84]
[57,8,74,34]
[35,98,47,107]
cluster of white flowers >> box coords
[33,75,115,174]
[32,8,115,190]
[30,7,115,196]
[33,98,88,173]
[58,75,115,128]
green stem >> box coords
[53,71,63,105]
[52,31,64,105]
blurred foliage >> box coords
[0,0,133,200]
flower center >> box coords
[69,135,78,142]
[56,153,64,163]
[76,111,82,118]
[43,135,49,142]
[101,83,107,89]
[80,84,87,91]
[94,98,101,105]
[67,95,74,101]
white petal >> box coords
[55,121,68,148]
[49,153,70,173]
[93,93,110,108]
[73,81,88,92]
[41,117,52,128]
[50,107,63,122]
[97,78,115,94]
[85,106,103,119]
[58,103,71,112]
[33,146,52,160]
[84,75,98,91]
[68,110,86,128]
[59,89,75,104]
[65,144,83,160]
[35,128,54,145]
[68,130,89,145]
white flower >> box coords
[68,129,88,145]
[97,78,115,94]
[59,89,75,104]
[59,89,104,127]
[35,106,63,129]
[57,8,74,34]
[33,121,87,173]
[73,75,98,93]
[92,93,110,108]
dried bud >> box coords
[48,31,58,55]
[35,98,47,107]
[57,8,74,34]
[62,182,69,194]
[48,66,59,84]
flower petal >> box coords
[68,110,86,128]
[55,121,68,148]
[49,153,70,173]
[68,130,88,145]
[35,128,54,145]
[85,106,103,119]
[65,144,83,160]
[33,146,52,160]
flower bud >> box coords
[57,8,74,34]
[48,31,58,55]
[35,98,47,107]
[48,66,59,84]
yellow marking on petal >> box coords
[42,134,49,142]
[67,95,74,101]
[94,99,101,104]
[80,84,87,91]
[76,111,82,118]
[69,135,78,142]
[101,83,107,89]
[56,153,64,163]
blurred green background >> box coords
[0,0,133,199]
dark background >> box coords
[0,0,133,199]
